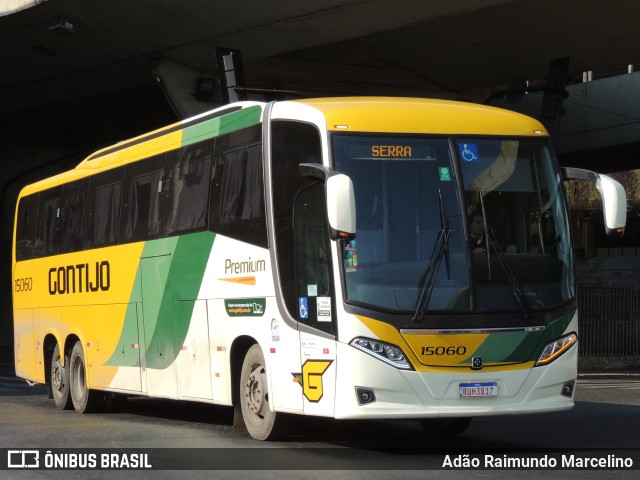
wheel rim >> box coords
[244,362,268,423]
[52,358,64,393]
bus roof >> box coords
[18,97,547,196]
[294,97,548,136]
[18,103,265,195]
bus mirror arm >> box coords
[561,167,627,236]
[299,163,332,181]
[299,163,356,241]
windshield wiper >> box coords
[479,194,533,319]
[413,188,451,323]
[485,229,533,319]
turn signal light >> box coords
[535,333,577,366]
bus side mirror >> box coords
[300,163,356,240]
[562,167,627,236]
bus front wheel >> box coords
[69,341,103,413]
[240,344,287,440]
[51,344,72,410]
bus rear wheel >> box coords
[51,343,72,410]
[240,344,287,440]
[69,341,104,413]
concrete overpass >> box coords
[3,1,640,112]
[2,0,640,355]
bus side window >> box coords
[164,141,213,236]
[15,194,39,261]
[58,179,88,254]
[84,168,123,249]
[34,187,62,258]
[121,154,166,243]
[209,124,267,248]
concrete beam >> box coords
[493,71,640,157]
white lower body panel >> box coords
[334,341,576,419]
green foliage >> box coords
[565,170,639,212]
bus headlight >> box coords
[350,337,413,370]
[535,333,577,366]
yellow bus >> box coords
[12,97,626,440]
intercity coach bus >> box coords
[12,97,626,440]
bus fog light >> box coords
[561,380,575,398]
[350,337,412,370]
[535,333,577,366]
[355,387,376,405]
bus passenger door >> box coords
[294,183,337,417]
[175,299,212,400]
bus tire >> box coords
[51,343,72,410]
[419,417,472,437]
[69,341,104,413]
[240,344,287,440]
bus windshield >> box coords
[333,134,574,316]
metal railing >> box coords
[577,284,640,357]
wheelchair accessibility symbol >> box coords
[299,297,309,319]
[459,143,479,162]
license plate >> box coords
[459,382,498,397]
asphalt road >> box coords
[1,365,638,479]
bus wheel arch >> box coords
[63,334,80,366]
[43,334,57,398]
[230,336,257,410]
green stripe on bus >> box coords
[468,331,534,364]
[181,105,262,147]
[105,232,214,369]
[458,310,575,365]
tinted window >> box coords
[58,179,87,254]
[15,194,39,261]
[271,121,323,318]
[333,135,468,313]
[163,142,213,236]
[34,187,62,258]
[294,183,335,334]
[121,155,165,243]
[84,169,123,249]
[457,138,573,312]
[209,124,267,247]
